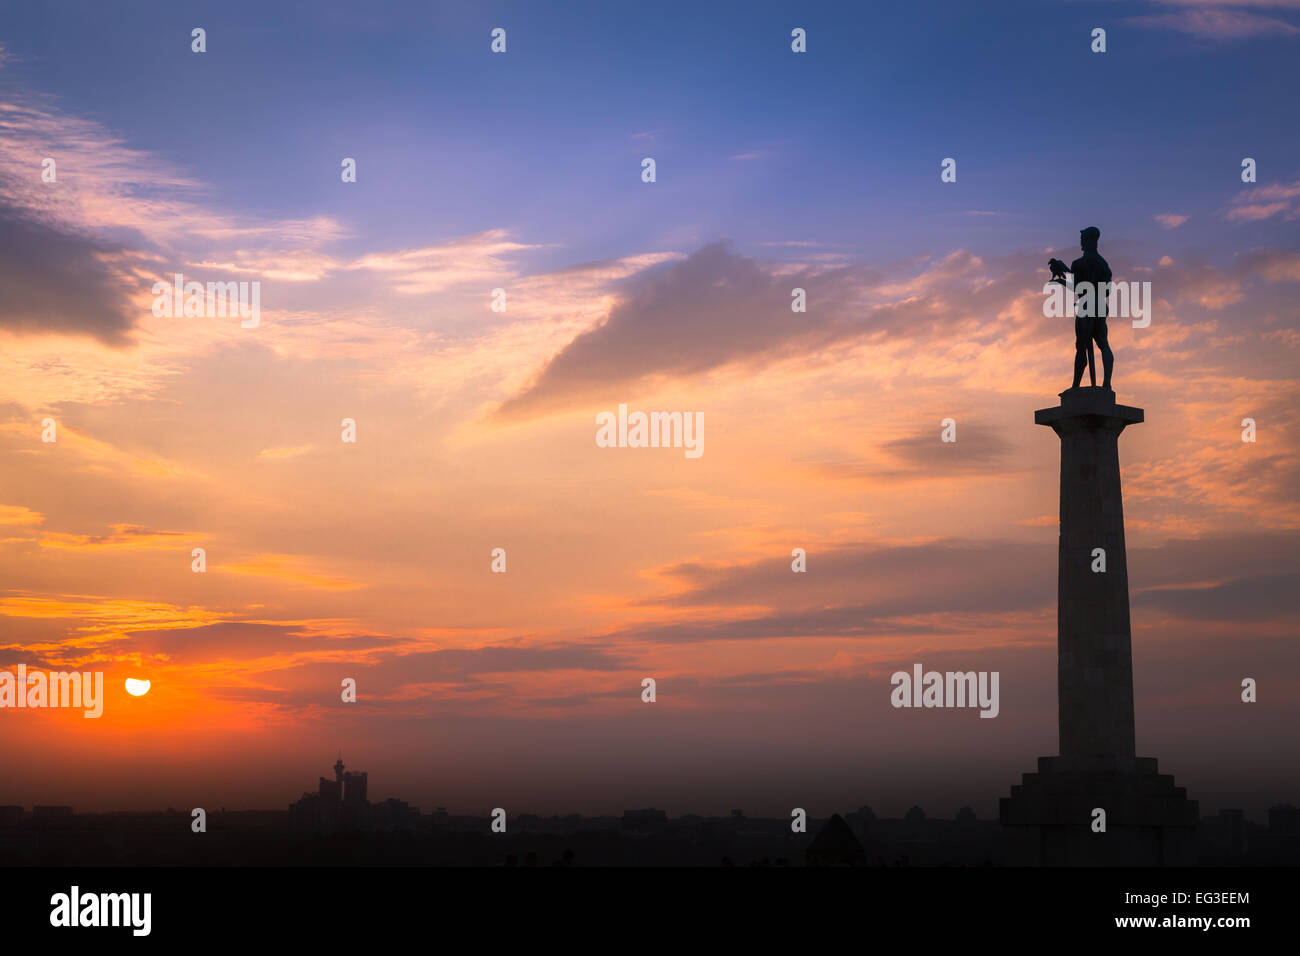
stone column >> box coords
[1000,387,1198,865]
[1036,386,1140,759]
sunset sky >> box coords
[1,1,1297,819]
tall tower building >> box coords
[343,771,368,805]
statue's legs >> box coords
[1094,318,1114,389]
[1072,315,1092,389]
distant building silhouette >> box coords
[0,797,1296,866]
[289,755,411,834]
[316,755,367,805]
[1217,809,1248,856]
[32,806,73,820]
[621,808,668,833]
[1269,804,1298,835]
[806,814,866,866]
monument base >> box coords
[1000,755,1198,866]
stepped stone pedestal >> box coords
[1000,387,1198,865]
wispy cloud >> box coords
[343,229,537,295]
[0,93,348,343]
[257,444,317,461]
[1224,179,1300,221]
[220,554,364,591]
[39,523,194,552]
[0,504,43,527]
[1128,2,1300,39]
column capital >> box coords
[1035,386,1143,428]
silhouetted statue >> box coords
[1055,226,1114,390]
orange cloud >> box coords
[0,504,42,526]
[38,523,194,552]
[219,554,364,591]
[0,594,221,642]
[257,444,316,460]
